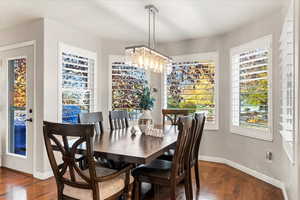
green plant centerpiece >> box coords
[138,86,156,133]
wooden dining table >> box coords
[68,125,179,165]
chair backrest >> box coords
[43,121,97,190]
[79,112,104,135]
[109,110,129,131]
[191,113,206,164]
[171,116,194,178]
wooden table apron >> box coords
[54,125,178,165]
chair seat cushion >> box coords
[63,166,134,200]
[132,159,172,180]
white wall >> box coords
[222,10,298,200]
[0,8,297,200]
[0,19,44,174]
[159,8,298,200]
[43,18,100,172]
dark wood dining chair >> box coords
[162,109,190,127]
[78,112,108,169]
[109,110,129,131]
[159,113,206,190]
[132,116,195,200]
[43,121,133,200]
[190,113,206,189]
[79,112,104,135]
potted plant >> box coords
[138,86,156,133]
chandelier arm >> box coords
[153,11,156,49]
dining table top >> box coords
[77,125,179,165]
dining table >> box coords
[65,125,179,165]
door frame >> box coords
[0,40,37,175]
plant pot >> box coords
[138,110,153,133]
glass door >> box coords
[0,44,34,174]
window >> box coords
[59,43,97,124]
[164,53,219,129]
[230,36,272,140]
[109,55,148,119]
[280,3,295,163]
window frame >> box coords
[163,52,219,130]
[58,42,98,123]
[280,1,296,164]
[230,35,273,141]
[108,55,150,113]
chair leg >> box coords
[184,175,192,200]
[170,183,176,200]
[133,180,141,200]
[154,184,160,200]
[194,162,200,189]
[57,184,64,200]
[127,183,133,200]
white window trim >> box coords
[280,1,296,164]
[163,52,219,130]
[58,42,98,123]
[230,35,273,141]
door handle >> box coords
[25,118,33,122]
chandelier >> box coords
[125,5,172,73]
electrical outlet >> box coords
[266,151,273,162]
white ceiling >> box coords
[0,0,288,42]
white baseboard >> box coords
[34,170,53,180]
[199,155,288,200]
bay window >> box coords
[230,36,272,140]
[109,55,148,119]
[164,52,219,130]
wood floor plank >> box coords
[0,161,284,200]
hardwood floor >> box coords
[0,161,284,200]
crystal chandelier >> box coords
[125,5,172,73]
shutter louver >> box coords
[111,60,148,119]
[231,48,269,130]
[61,49,95,124]
[279,3,294,162]
[166,57,217,125]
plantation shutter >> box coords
[165,53,218,129]
[60,44,96,124]
[111,59,148,118]
[231,48,269,129]
[280,4,294,144]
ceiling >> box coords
[0,0,288,42]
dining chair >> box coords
[79,112,104,135]
[109,110,129,131]
[162,109,190,127]
[158,113,206,190]
[132,116,195,200]
[190,113,206,189]
[43,121,134,200]
[78,112,109,169]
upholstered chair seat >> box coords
[63,166,134,200]
[132,159,172,181]
[43,122,133,200]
